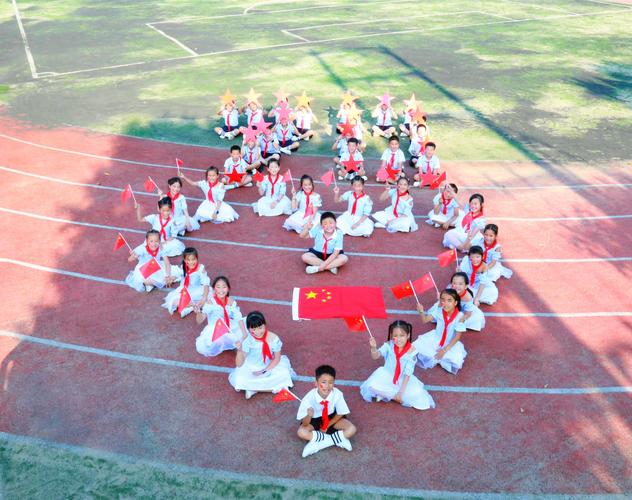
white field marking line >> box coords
[34,7,632,79]
[280,29,311,43]
[10,0,38,79]
[145,23,198,56]
[2,133,632,192]
[580,0,632,8]
[3,208,632,263]
[2,329,631,394]
[502,0,579,14]
[482,11,516,21]
[4,165,632,222]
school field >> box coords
[1,0,632,498]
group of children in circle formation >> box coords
[121,89,513,458]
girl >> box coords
[228,311,295,399]
[294,100,318,141]
[162,247,210,317]
[458,246,498,305]
[125,230,181,292]
[334,137,366,181]
[135,197,185,257]
[242,97,264,128]
[283,174,322,233]
[179,167,239,224]
[471,224,513,282]
[426,183,460,229]
[333,176,374,237]
[373,177,418,233]
[253,159,292,216]
[413,289,467,374]
[361,320,435,410]
[443,193,486,251]
[428,272,485,332]
[195,276,245,357]
[157,177,200,236]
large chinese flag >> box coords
[292,286,386,320]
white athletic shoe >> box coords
[361,176,368,181]
[425,219,434,226]
[302,441,319,458]
[434,223,440,228]
[338,175,344,180]
[281,147,291,155]
[144,285,154,293]
[245,390,256,400]
[331,431,352,451]
[302,431,333,458]
[413,181,421,187]
[329,267,338,275]
[306,266,320,274]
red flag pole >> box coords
[129,185,137,204]
[408,280,421,306]
[362,315,374,339]
[148,176,157,192]
[428,272,440,294]
[121,233,133,252]
[285,388,302,402]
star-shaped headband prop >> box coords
[404,93,419,112]
[347,106,362,123]
[296,91,311,108]
[253,117,272,135]
[340,90,358,106]
[339,120,356,138]
[219,89,236,106]
[244,88,261,106]
[276,101,292,121]
[242,125,259,143]
[412,109,427,123]
[273,87,290,104]
[377,91,394,107]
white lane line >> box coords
[1,330,630,394]
[3,165,631,222]
[2,258,632,319]
[145,23,199,56]
[280,29,311,42]
[3,207,632,263]
[503,1,578,14]
[10,0,38,79]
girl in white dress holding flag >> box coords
[125,230,181,292]
[471,224,513,282]
[162,247,210,317]
[179,167,239,224]
[458,246,498,305]
[443,193,486,251]
[333,176,374,237]
[253,159,292,216]
[361,320,435,410]
[135,197,185,257]
[283,174,322,233]
[427,272,485,332]
[373,177,418,233]
[157,177,200,235]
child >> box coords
[413,142,440,186]
[222,145,253,189]
[361,320,435,410]
[214,101,241,140]
[157,177,201,235]
[371,99,398,138]
[162,247,210,317]
[334,137,366,181]
[135,197,185,257]
[378,136,406,184]
[457,246,498,305]
[443,193,486,251]
[426,183,460,228]
[427,272,485,332]
[195,276,245,357]
[297,365,356,458]
[294,99,318,141]
[300,211,348,275]
[413,289,467,374]
[125,230,181,292]
[274,116,300,155]
[228,311,295,399]
[258,129,281,167]
[241,137,263,174]
[253,159,292,216]
[283,174,322,233]
[333,177,374,237]
[407,123,429,168]
[471,224,513,282]
[373,177,418,233]
[179,167,239,223]
[242,95,263,128]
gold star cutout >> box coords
[219,89,236,106]
[340,91,358,106]
[305,291,318,299]
[404,93,419,112]
[296,91,311,108]
[244,88,261,106]
[347,107,362,124]
[273,87,290,104]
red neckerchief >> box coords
[299,113,305,129]
[226,110,231,131]
[392,190,408,217]
[388,152,395,168]
[440,192,450,215]
[439,308,459,347]
[303,189,312,217]
[145,244,159,258]
[470,261,483,286]
[351,192,365,215]
[425,159,431,173]
[393,341,412,384]
[247,149,253,164]
[248,110,257,126]
[322,231,334,258]
[268,174,280,197]
[482,240,498,262]
[280,127,289,146]
[168,191,180,203]
[214,294,230,327]
[158,214,171,241]
[458,289,468,299]
[183,262,199,288]
[319,400,329,431]
[253,327,273,363]
[207,180,219,203]
[261,137,270,156]
[461,209,483,231]
[382,110,387,125]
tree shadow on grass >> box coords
[571,63,632,107]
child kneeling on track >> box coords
[300,211,348,275]
[297,364,356,458]
[125,230,181,293]
[157,177,200,235]
[471,223,513,282]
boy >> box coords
[275,115,301,155]
[258,129,281,167]
[408,123,429,168]
[297,365,356,458]
[241,136,263,174]
[222,145,253,189]
[334,137,366,180]
[378,135,406,184]
[413,141,440,187]
[300,211,348,275]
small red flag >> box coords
[211,318,230,342]
[282,170,292,182]
[390,281,414,300]
[411,273,434,294]
[253,171,265,183]
[272,388,299,403]
[120,184,133,205]
[175,158,183,168]
[144,177,157,193]
[113,233,126,251]
[437,248,457,267]
[376,167,389,182]
[177,287,192,313]
[225,169,245,184]
[385,164,399,180]
[430,171,447,190]
[320,170,335,187]
[139,257,161,278]
[343,316,368,332]
[418,170,436,187]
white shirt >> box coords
[381,148,405,168]
[297,387,350,420]
[418,155,440,174]
[222,108,239,129]
[223,158,248,173]
[294,109,314,129]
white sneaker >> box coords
[245,390,256,399]
[306,266,320,274]
[302,441,320,458]
[413,181,421,187]
[338,175,344,180]
[304,136,310,141]
[425,219,434,226]
[180,306,193,318]
[329,267,338,275]
[144,285,154,293]
[281,147,291,155]
[361,176,368,181]
[302,431,333,457]
[245,182,253,187]
[331,431,352,451]
[219,131,226,139]
[434,223,440,228]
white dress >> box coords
[162,264,210,316]
[336,191,374,237]
[228,334,295,392]
[195,298,244,357]
[470,235,514,282]
[459,256,499,305]
[125,244,183,292]
[427,192,459,226]
[194,180,239,223]
[253,175,292,216]
[413,309,467,374]
[360,341,435,410]
[373,190,418,233]
[283,191,322,233]
[443,205,486,249]
[168,194,200,235]
[429,295,485,332]
[143,214,185,257]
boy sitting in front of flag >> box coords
[134,197,185,257]
[297,365,356,458]
[300,211,348,275]
[125,230,181,293]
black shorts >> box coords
[310,412,347,434]
[279,138,299,149]
[261,150,278,159]
[296,127,310,135]
[376,124,392,131]
[222,125,237,133]
[409,156,419,167]
[308,248,344,260]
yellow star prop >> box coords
[340,91,358,106]
[219,89,236,106]
[296,91,311,108]
[273,87,290,104]
[244,88,261,105]
[404,93,418,112]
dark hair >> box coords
[182,247,198,274]
[440,288,461,311]
[158,197,173,209]
[246,310,266,329]
[167,177,182,187]
[146,229,160,239]
[484,223,498,235]
[397,176,410,186]
[469,193,484,205]
[300,174,314,188]
[315,364,336,380]
[212,275,231,296]
[451,272,474,298]
[347,137,359,145]
[320,211,336,223]
[387,320,412,342]
[351,175,365,185]
[448,183,458,193]
[388,135,400,143]
[417,123,427,131]
[230,145,241,153]
[205,166,219,177]
[425,141,436,149]
[469,245,484,257]
[267,159,280,169]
